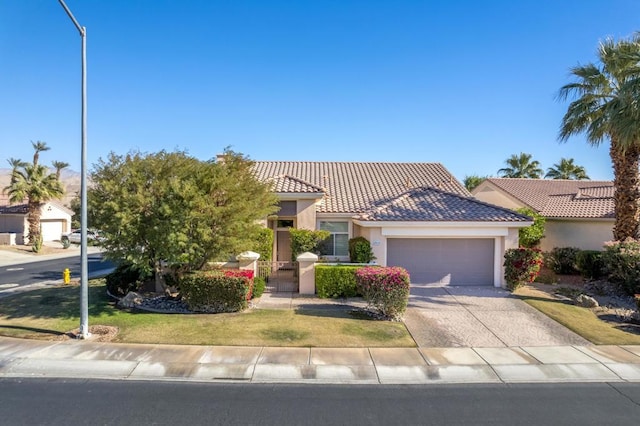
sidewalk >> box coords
[1,335,640,384]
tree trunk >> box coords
[27,200,42,245]
[611,141,640,241]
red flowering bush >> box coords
[355,266,411,320]
[503,248,543,291]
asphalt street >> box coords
[0,379,639,425]
[0,253,113,287]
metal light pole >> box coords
[58,0,89,339]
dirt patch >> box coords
[0,243,71,256]
[56,325,119,342]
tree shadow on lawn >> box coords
[0,284,119,320]
[294,305,384,321]
[0,324,64,337]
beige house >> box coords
[0,198,73,244]
[472,178,614,251]
[253,161,531,287]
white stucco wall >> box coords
[541,219,613,251]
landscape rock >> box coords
[575,294,599,308]
[119,291,143,308]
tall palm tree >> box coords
[545,158,590,180]
[497,153,543,178]
[3,142,66,249]
[52,161,70,180]
[558,34,640,241]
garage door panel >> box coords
[40,220,64,242]
[387,238,493,286]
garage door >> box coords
[40,220,64,242]
[387,238,494,285]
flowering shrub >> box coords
[355,266,410,320]
[179,269,253,312]
[602,239,640,295]
[503,248,543,291]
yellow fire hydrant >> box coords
[63,268,71,284]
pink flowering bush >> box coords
[503,248,543,291]
[355,266,411,320]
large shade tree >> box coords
[545,158,590,180]
[497,153,543,178]
[2,141,66,249]
[89,149,278,291]
[558,34,640,241]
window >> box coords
[318,221,349,257]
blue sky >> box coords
[1,1,639,181]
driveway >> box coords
[404,284,591,348]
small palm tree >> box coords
[2,142,66,249]
[545,158,590,180]
[497,153,543,178]
[558,34,640,240]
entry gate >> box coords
[257,261,299,292]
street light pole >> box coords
[57,0,89,339]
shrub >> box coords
[534,267,557,284]
[355,266,410,320]
[348,237,376,263]
[31,234,43,253]
[253,276,266,298]
[602,239,640,295]
[545,247,580,275]
[179,270,252,313]
[575,250,604,279]
[289,228,331,260]
[503,248,543,291]
[315,265,361,298]
[106,263,151,297]
[252,227,274,261]
[516,207,545,248]
[61,237,71,249]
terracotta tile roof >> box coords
[266,174,324,194]
[253,161,470,214]
[481,178,614,219]
[354,187,532,222]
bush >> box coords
[545,247,580,275]
[602,239,640,295]
[61,237,71,249]
[503,248,543,291]
[289,228,331,260]
[315,265,361,298]
[516,207,545,248]
[348,237,376,263]
[252,227,274,261]
[534,267,557,284]
[179,270,252,313]
[253,276,266,298]
[355,266,410,320]
[106,263,151,297]
[576,250,605,279]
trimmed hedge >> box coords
[315,265,361,298]
[348,237,375,263]
[179,270,253,313]
[253,276,266,298]
[355,266,410,320]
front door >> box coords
[277,231,292,262]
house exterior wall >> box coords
[0,215,25,233]
[541,219,613,251]
[472,185,524,210]
[296,199,317,230]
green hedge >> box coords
[315,265,362,298]
[179,271,250,313]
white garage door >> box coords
[40,220,64,242]
[387,238,494,286]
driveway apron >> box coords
[404,284,590,348]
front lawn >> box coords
[0,280,415,347]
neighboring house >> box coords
[0,196,73,244]
[252,161,531,287]
[471,178,614,251]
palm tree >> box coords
[545,158,590,180]
[558,34,640,241]
[52,161,70,180]
[497,153,543,178]
[3,142,66,249]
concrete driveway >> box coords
[404,284,591,348]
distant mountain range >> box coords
[0,168,81,208]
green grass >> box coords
[519,296,640,345]
[0,280,415,347]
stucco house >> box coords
[252,161,531,287]
[471,178,614,252]
[0,196,73,244]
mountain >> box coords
[0,169,81,208]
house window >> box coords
[277,219,294,228]
[318,221,349,257]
